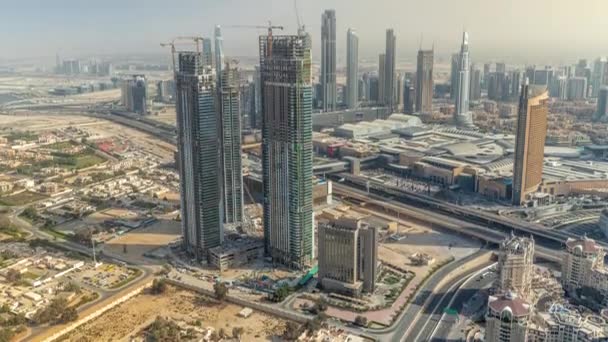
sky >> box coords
[1,0,608,65]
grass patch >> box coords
[108,268,143,289]
[0,191,48,206]
[51,149,106,170]
[41,227,68,240]
[72,292,100,308]
[6,131,38,142]
[46,141,77,150]
[73,154,105,169]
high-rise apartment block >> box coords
[528,304,608,341]
[562,237,606,293]
[321,10,337,111]
[486,292,531,342]
[512,83,548,205]
[260,34,314,268]
[176,52,223,260]
[318,217,378,296]
[496,234,535,300]
[415,49,434,114]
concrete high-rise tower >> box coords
[214,25,224,89]
[219,62,243,225]
[384,29,397,110]
[260,33,314,268]
[415,49,434,114]
[321,10,337,112]
[176,52,223,260]
[346,28,359,109]
[496,234,535,300]
[512,81,549,205]
[454,32,474,128]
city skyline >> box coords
[3,0,608,64]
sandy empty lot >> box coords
[104,219,181,264]
[60,286,287,342]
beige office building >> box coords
[496,234,535,300]
[512,82,549,205]
[317,217,378,296]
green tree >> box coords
[5,269,21,284]
[151,279,167,295]
[22,206,37,219]
[354,315,368,327]
[213,282,228,301]
[282,321,301,341]
[232,326,245,341]
[59,307,78,323]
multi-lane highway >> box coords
[429,267,496,341]
[332,181,562,262]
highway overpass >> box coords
[332,179,565,263]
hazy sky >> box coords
[2,0,608,65]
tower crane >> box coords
[160,36,204,75]
[224,21,284,57]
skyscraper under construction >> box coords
[219,62,244,225]
[176,51,223,260]
[259,33,314,268]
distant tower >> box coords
[470,65,482,101]
[176,52,223,260]
[596,86,608,121]
[260,33,314,268]
[321,10,337,112]
[384,29,397,111]
[214,25,224,89]
[202,38,213,67]
[450,53,459,100]
[415,49,434,114]
[454,32,474,128]
[512,81,548,205]
[219,62,244,225]
[346,28,359,109]
[378,54,386,105]
[592,58,608,97]
[121,75,147,115]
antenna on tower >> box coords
[419,33,423,50]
